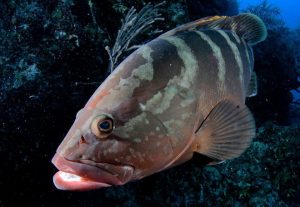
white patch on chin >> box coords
[60,172,82,182]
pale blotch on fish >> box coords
[129,148,138,158]
[163,146,171,155]
[181,112,192,120]
[133,138,142,143]
[180,96,195,107]
[153,86,178,114]
[129,148,135,153]
[144,91,162,112]
[126,156,131,161]
[96,46,154,110]
[216,30,243,85]
[195,31,226,89]
[138,36,199,117]
[137,152,145,162]
[107,146,119,153]
[242,38,251,73]
[139,103,146,111]
[231,31,241,44]
[114,113,147,139]
[163,119,184,136]
[160,36,198,89]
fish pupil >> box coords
[99,121,110,130]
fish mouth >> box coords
[52,153,134,191]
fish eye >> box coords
[91,115,114,139]
[98,119,113,132]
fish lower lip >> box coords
[53,171,111,191]
[51,153,134,190]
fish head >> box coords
[52,105,175,191]
[52,77,176,191]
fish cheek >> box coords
[104,140,133,164]
[96,131,174,175]
[124,134,175,178]
[82,133,132,164]
[108,113,174,174]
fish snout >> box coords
[51,153,135,190]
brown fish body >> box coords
[52,13,267,190]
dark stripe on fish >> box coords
[226,32,252,91]
[174,31,220,98]
[132,38,184,103]
[203,29,244,99]
[112,38,186,124]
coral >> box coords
[168,2,189,25]
[106,2,165,73]
[243,0,284,30]
[0,0,112,101]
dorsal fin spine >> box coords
[160,13,267,46]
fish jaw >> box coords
[53,171,110,191]
[52,153,134,191]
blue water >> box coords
[240,0,300,101]
[239,0,300,29]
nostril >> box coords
[79,136,88,145]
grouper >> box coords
[52,13,267,190]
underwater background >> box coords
[0,0,299,206]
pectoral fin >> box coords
[193,100,255,162]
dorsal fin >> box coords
[159,16,226,38]
[160,13,267,46]
[208,13,267,45]
[193,100,255,162]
